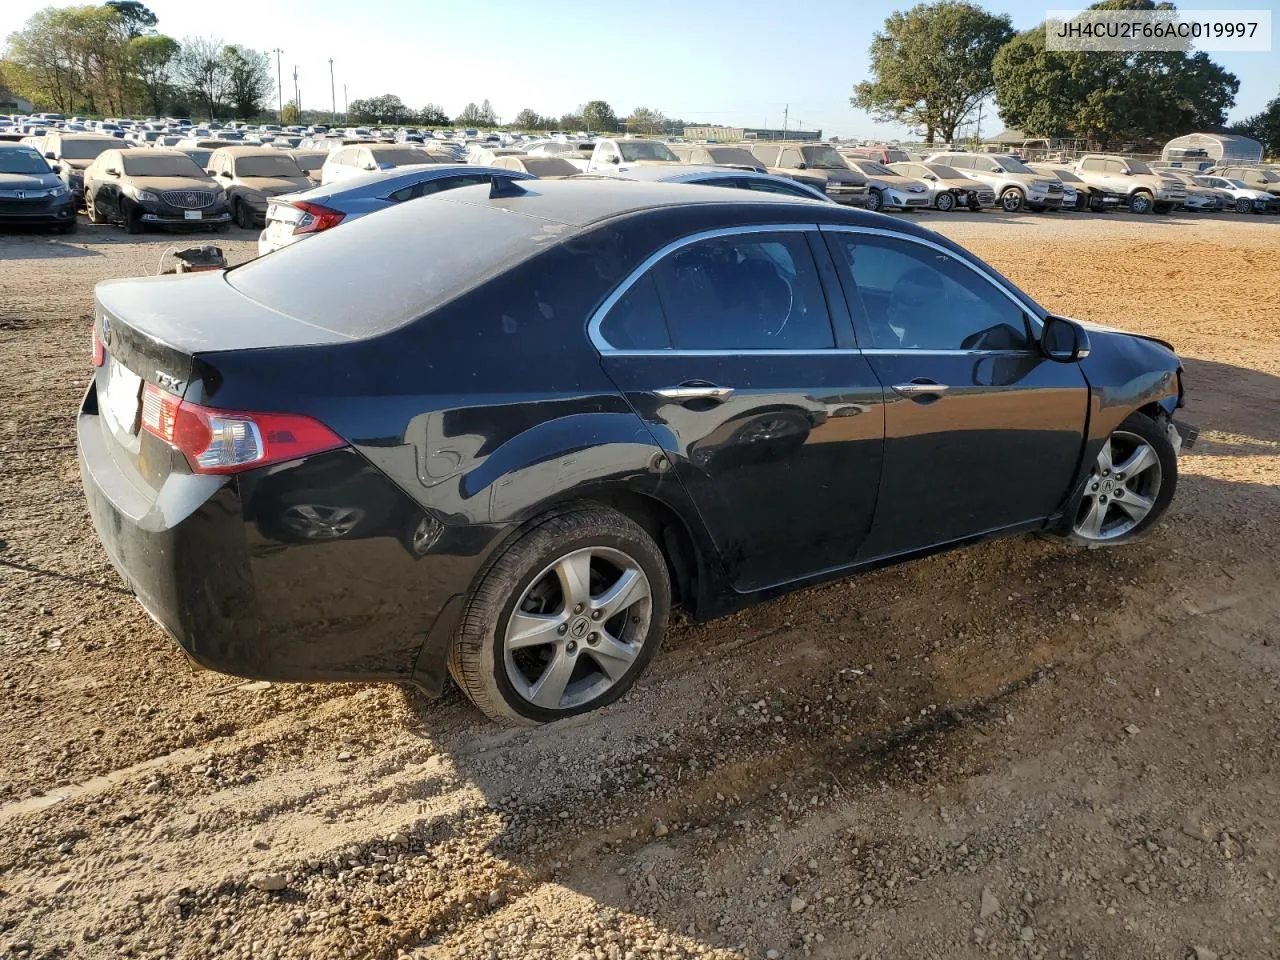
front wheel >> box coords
[1000,188,1024,212]
[449,507,671,725]
[865,188,883,212]
[234,200,255,229]
[1129,191,1153,214]
[1063,413,1177,546]
[86,192,107,224]
[934,191,955,212]
[1234,197,1252,214]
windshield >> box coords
[1256,169,1280,182]
[122,154,206,177]
[236,155,305,177]
[370,147,431,166]
[1043,167,1082,184]
[800,145,849,169]
[925,164,965,179]
[0,148,51,175]
[618,141,677,162]
[1125,159,1153,175]
[60,138,117,159]
[1228,179,1249,189]
[855,161,894,177]
[996,156,1034,174]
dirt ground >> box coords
[0,210,1277,960]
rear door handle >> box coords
[654,385,735,403]
[892,379,950,399]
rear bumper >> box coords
[78,385,502,687]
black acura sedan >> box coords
[79,179,1196,724]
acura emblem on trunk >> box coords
[155,371,184,391]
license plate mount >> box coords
[184,209,202,220]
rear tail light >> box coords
[91,327,105,367]
[140,384,343,474]
[290,200,345,236]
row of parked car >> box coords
[4,123,1278,236]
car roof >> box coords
[114,148,185,157]
[213,145,288,157]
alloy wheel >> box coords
[1072,430,1163,542]
[866,190,882,212]
[1236,198,1251,214]
[503,546,652,711]
[1001,189,1023,212]
[935,192,955,212]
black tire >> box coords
[85,192,107,224]
[123,201,144,234]
[55,219,77,235]
[935,191,955,212]
[1153,202,1172,215]
[1128,191,1153,214]
[1057,412,1178,548]
[1000,188,1024,212]
[234,199,255,229]
[449,506,671,725]
[865,188,883,212]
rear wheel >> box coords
[1000,187,1024,212]
[123,201,144,234]
[234,199,255,229]
[54,219,77,235]
[450,507,671,725]
[1063,413,1177,547]
[934,191,955,212]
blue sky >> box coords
[6,0,1278,136]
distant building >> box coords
[1161,132,1263,167]
[682,125,823,143]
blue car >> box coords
[257,164,535,255]
[0,142,77,233]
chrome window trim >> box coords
[587,223,823,355]
[818,223,1045,335]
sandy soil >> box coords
[0,211,1277,960]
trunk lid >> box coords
[92,271,352,492]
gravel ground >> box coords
[1,210,1278,960]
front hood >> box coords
[940,178,984,190]
[812,169,866,186]
[238,176,313,197]
[0,173,60,190]
[128,175,221,192]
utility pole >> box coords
[329,59,336,124]
[292,66,300,122]
[782,104,789,141]
[343,84,348,122]
[272,48,283,123]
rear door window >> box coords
[652,232,834,351]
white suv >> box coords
[925,152,1064,213]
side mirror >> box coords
[795,161,807,170]
[1040,315,1091,363]
[45,151,55,159]
[992,166,1004,173]
[606,154,620,164]
[105,168,119,177]
[220,171,232,178]
[1123,169,1133,175]
[51,164,61,174]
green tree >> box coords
[349,93,410,124]
[418,103,448,126]
[559,109,584,130]
[993,1,1239,147]
[512,107,549,130]
[173,35,228,120]
[1230,89,1280,157]
[477,97,497,126]
[626,105,666,135]
[581,99,618,132]
[219,44,272,119]
[128,33,177,114]
[851,1,1014,144]
[105,1,157,38]
[454,101,483,126]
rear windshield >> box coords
[226,188,572,338]
[122,154,206,177]
[369,147,430,166]
[705,147,759,167]
[235,154,305,177]
[59,138,117,159]
[618,141,677,162]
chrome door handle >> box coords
[654,385,735,402]
[892,381,949,398]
